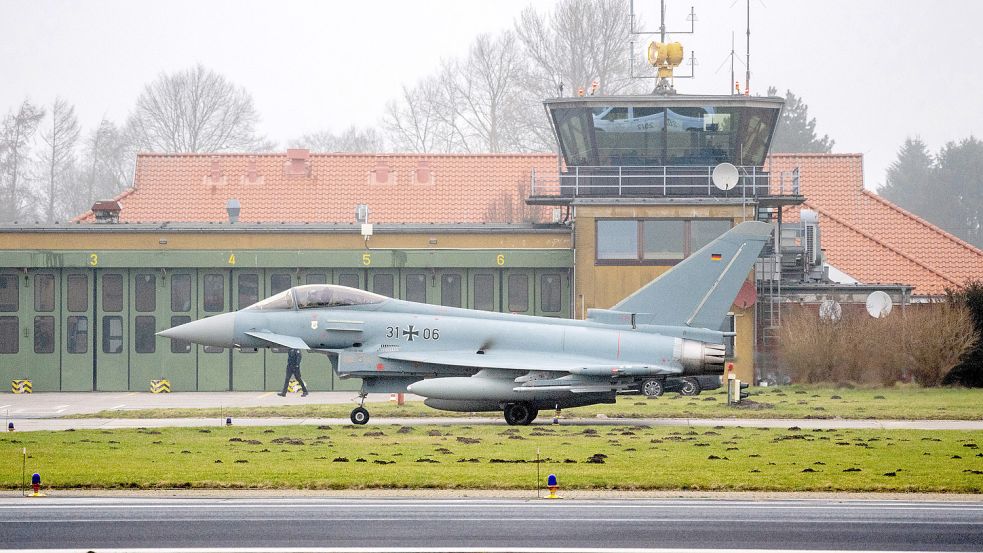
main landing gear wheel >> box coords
[350,406,370,425]
[642,378,664,398]
[679,377,701,396]
[503,402,538,426]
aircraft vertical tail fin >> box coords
[611,221,773,330]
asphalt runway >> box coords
[0,497,981,551]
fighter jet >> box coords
[158,221,772,425]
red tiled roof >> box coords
[769,153,983,295]
[73,152,558,224]
[75,150,981,295]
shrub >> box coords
[779,302,975,386]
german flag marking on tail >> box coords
[710,253,722,261]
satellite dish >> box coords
[865,291,893,318]
[712,162,740,191]
[819,299,842,322]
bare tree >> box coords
[384,0,633,154]
[514,0,636,148]
[73,118,134,216]
[0,100,45,222]
[36,98,81,222]
[289,125,386,152]
[448,31,539,152]
[516,0,634,95]
[383,79,457,153]
[385,32,538,153]
[126,64,267,153]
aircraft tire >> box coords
[350,407,370,425]
[641,378,664,398]
[679,377,701,396]
[503,402,535,426]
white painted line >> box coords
[109,404,126,410]
[52,404,69,409]
[0,404,12,410]
[0,518,977,525]
[0,547,968,553]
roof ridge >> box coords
[134,152,560,159]
[861,189,983,258]
[768,153,863,158]
[802,200,962,289]
[70,186,138,223]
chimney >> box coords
[285,149,310,176]
[91,200,122,224]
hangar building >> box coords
[2,92,982,392]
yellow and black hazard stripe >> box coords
[288,378,302,393]
[150,379,171,393]
[11,379,32,394]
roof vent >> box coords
[209,157,223,183]
[285,149,310,177]
[226,199,241,224]
[371,158,392,185]
[415,160,432,184]
[91,200,122,224]
[244,157,262,184]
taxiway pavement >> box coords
[0,496,980,551]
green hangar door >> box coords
[96,270,129,391]
[163,272,197,391]
[62,271,94,391]
[197,270,231,391]
[231,271,264,391]
[0,271,62,391]
[128,271,166,393]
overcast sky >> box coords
[2,0,981,188]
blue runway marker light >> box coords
[7,422,12,432]
[226,417,232,426]
[546,473,559,499]
[31,473,40,496]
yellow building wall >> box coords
[572,204,758,382]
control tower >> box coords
[530,93,792,201]
[528,74,804,383]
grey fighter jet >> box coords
[158,221,772,425]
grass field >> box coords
[68,384,983,421]
[3,424,981,492]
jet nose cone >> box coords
[157,312,236,348]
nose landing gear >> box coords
[350,391,370,425]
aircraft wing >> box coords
[243,331,310,350]
[377,349,681,376]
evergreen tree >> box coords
[767,87,834,153]
[879,137,942,223]
[936,137,983,247]
[879,136,983,249]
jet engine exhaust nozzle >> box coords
[676,339,726,375]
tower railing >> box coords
[530,165,800,199]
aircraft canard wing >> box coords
[243,331,311,350]
[376,349,682,376]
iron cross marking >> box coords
[402,325,420,342]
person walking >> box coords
[277,348,308,397]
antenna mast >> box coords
[745,0,751,95]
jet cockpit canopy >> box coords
[294,285,387,309]
[245,285,387,311]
